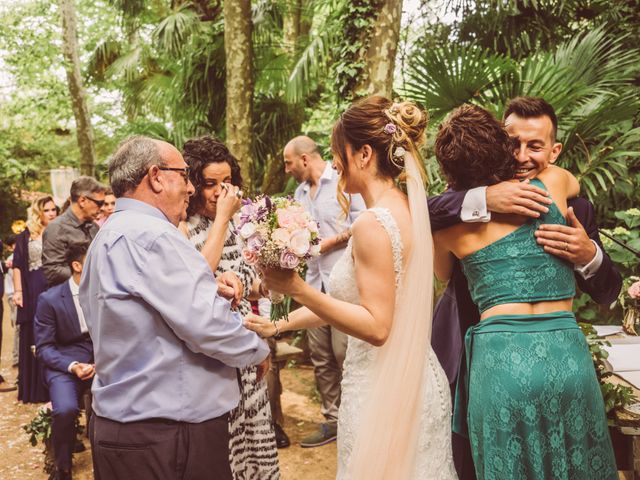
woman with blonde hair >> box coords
[13,195,58,403]
[245,96,456,479]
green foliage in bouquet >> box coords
[579,323,637,417]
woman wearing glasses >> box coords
[13,196,58,403]
[179,136,280,479]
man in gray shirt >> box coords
[42,176,106,286]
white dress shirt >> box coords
[68,277,88,334]
[294,162,366,291]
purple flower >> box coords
[246,234,265,252]
[383,123,397,135]
[279,250,300,269]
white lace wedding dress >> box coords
[328,208,457,479]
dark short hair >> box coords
[5,234,17,246]
[435,104,516,190]
[70,176,107,202]
[66,240,90,269]
[182,136,243,217]
[504,97,558,141]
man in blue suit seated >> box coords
[35,241,93,480]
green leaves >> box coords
[403,45,515,120]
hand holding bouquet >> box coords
[236,195,321,321]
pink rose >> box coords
[280,250,300,269]
[276,209,295,229]
[242,248,259,265]
[289,229,311,256]
[628,281,640,299]
[272,228,291,247]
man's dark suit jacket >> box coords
[428,190,623,384]
[34,280,93,384]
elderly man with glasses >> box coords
[79,135,270,480]
[42,176,107,286]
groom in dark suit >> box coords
[35,241,94,480]
[428,97,622,480]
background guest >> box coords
[180,135,280,477]
[34,241,94,480]
[283,135,365,448]
[13,196,58,403]
[1,238,17,391]
[4,235,19,372]
[95,189,116,227]
[42,176,106,287]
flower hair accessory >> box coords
[393,146,406,158]
[383,123,397,135]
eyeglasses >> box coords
[85,196,105,207]
[159,166,190,184]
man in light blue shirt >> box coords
[79,136,270,480]
[284,136,365,448]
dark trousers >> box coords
[49,372,91,471]
[90,413,232,480]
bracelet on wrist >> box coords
[274,321,280,337]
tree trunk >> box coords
[359,0,403,98]
[59,0,96,176]
[224,0,254,191]
[260,0,304,195]
[283,0,302,57]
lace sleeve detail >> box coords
[367,208,403,286]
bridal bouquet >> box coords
[236,195,321,321]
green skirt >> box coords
[453,311,617,480]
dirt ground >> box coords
[0,298,336,479]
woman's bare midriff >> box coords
[480,299,573,321]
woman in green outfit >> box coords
[433,104,617,479]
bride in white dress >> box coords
[245,96,457,479]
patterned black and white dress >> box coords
[185,214,280,480]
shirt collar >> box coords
[114,198,170,223]
[302,162,333,193]
[63,206,83,227]
[68,276,79,295]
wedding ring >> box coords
[563,242,569,251]
[236,190,243,199]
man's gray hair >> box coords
[70,176,107,202]
[108,136,164,197]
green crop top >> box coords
[459,178,576,314]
